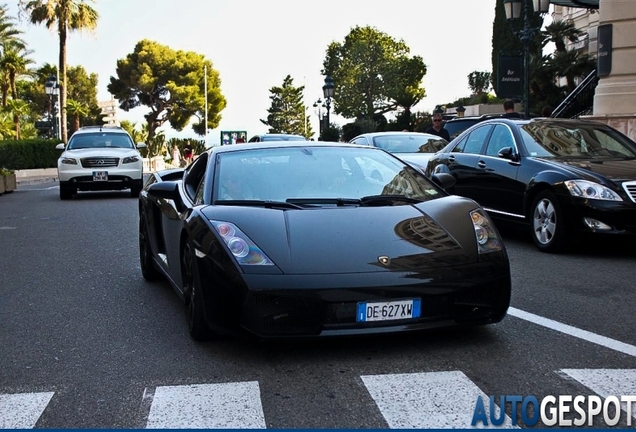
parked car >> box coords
[444,114,507,141]
[247,133,305,142]
[55,125,146,200]
[425,117,636,252]
[139,141,511,340]
[349,132,448,172]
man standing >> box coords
[502,100,522,118]
[426,113,451,141]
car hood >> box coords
[205,195,484,275]
[393,153,434,170]
[537,156,636,182]
[61,148,139,158]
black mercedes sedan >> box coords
[139,141,511,340]
[425,118,636,252]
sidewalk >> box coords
[15,168,58,186]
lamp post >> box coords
[44,75,60,139]
[322,76,334,133]
[313,98,326,137]
[456,104,466,118]
[504,0,550,118]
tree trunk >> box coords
[13,113,20,140]
[59,22,68,143]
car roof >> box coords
[72,125,130,135]
[209,140,368,154]
[351,131,443,140]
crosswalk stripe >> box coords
[145,381,266,429]
[559,369,636,421]
[0,392,54,429]
[360,371,517,429]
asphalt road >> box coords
[1,182,635,429]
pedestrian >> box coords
[502,100,522,118]
[541,106,553,117]
[426,113,451,141]
[171,144,181,167]
[183,142,193,165]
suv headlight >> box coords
[122,156,140,164]
[565,180,622,201]
[60,157,78,165]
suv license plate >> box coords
[357,299,421,322]
[93,171,108,181]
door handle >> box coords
[477,161,486,168]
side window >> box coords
[485,125,515,157]
[451,135,468,153]
[464,125,493,154]
[351,137,369,146]
[194,176,206,205]
[183,154,208,201]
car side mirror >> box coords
[147,181,179,200]
[55,143,65,150]
[136,142,147,148]
[498,147,518,161]
[431,172,456,190]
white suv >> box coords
[56,125,146,200]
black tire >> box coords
[530,190,567,253]
[130,183,143,198]
[182,240,215,341]
[139,212,161,281]
[59,186,73,200]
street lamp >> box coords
[504,0,550,118]
[322,75,335,132]
[44,75,60,139]
[313,98,325,136]
[456,104,466,118]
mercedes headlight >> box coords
[565,180,622,201]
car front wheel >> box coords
[139,212,160,281]
[182,240,215,341]
[531,190,566,253]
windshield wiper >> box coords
[359,195,423,206]
[216,199,304,209]
[286,198,361,206]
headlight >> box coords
[470,209,502,254]
[60,158,78,165]
[210,220,274,265]
[565,180,622,201]
[122,156,140,164]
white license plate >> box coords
[93,171,108,181]
[357,299,421,322]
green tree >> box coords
[322,25,426,121]
[260,75,314,139]
[1,40,34,105]
[19,0,99,143]
[468,71,492,95]
[65,98,89,134]
[107,39,227,141]
[66,65,101,126]
[4,97,29,139]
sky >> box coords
[8,0,502,144]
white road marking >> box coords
[508,307,636,358]
[0,392,54,428]
[360,371,517,429]
[559,369,636,422]
[145,381,266,429]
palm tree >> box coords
[542,20,584,53]
[65,98,89,134]
[4,98,30,139]
[19,0,98,143]
[1,40,34,104]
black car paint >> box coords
[425,118,636,246]
[139,143,511,339]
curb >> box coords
[17,177,59,186]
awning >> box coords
[549,0,599,9]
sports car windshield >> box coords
[214,146,444,204]
[520,122,636,158]
[67,133,135,150]
[372,135,448,153]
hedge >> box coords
[0,139,62,170]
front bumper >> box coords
[559,194,636,238]
[202,257,511,339]
[58,165,143,191]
